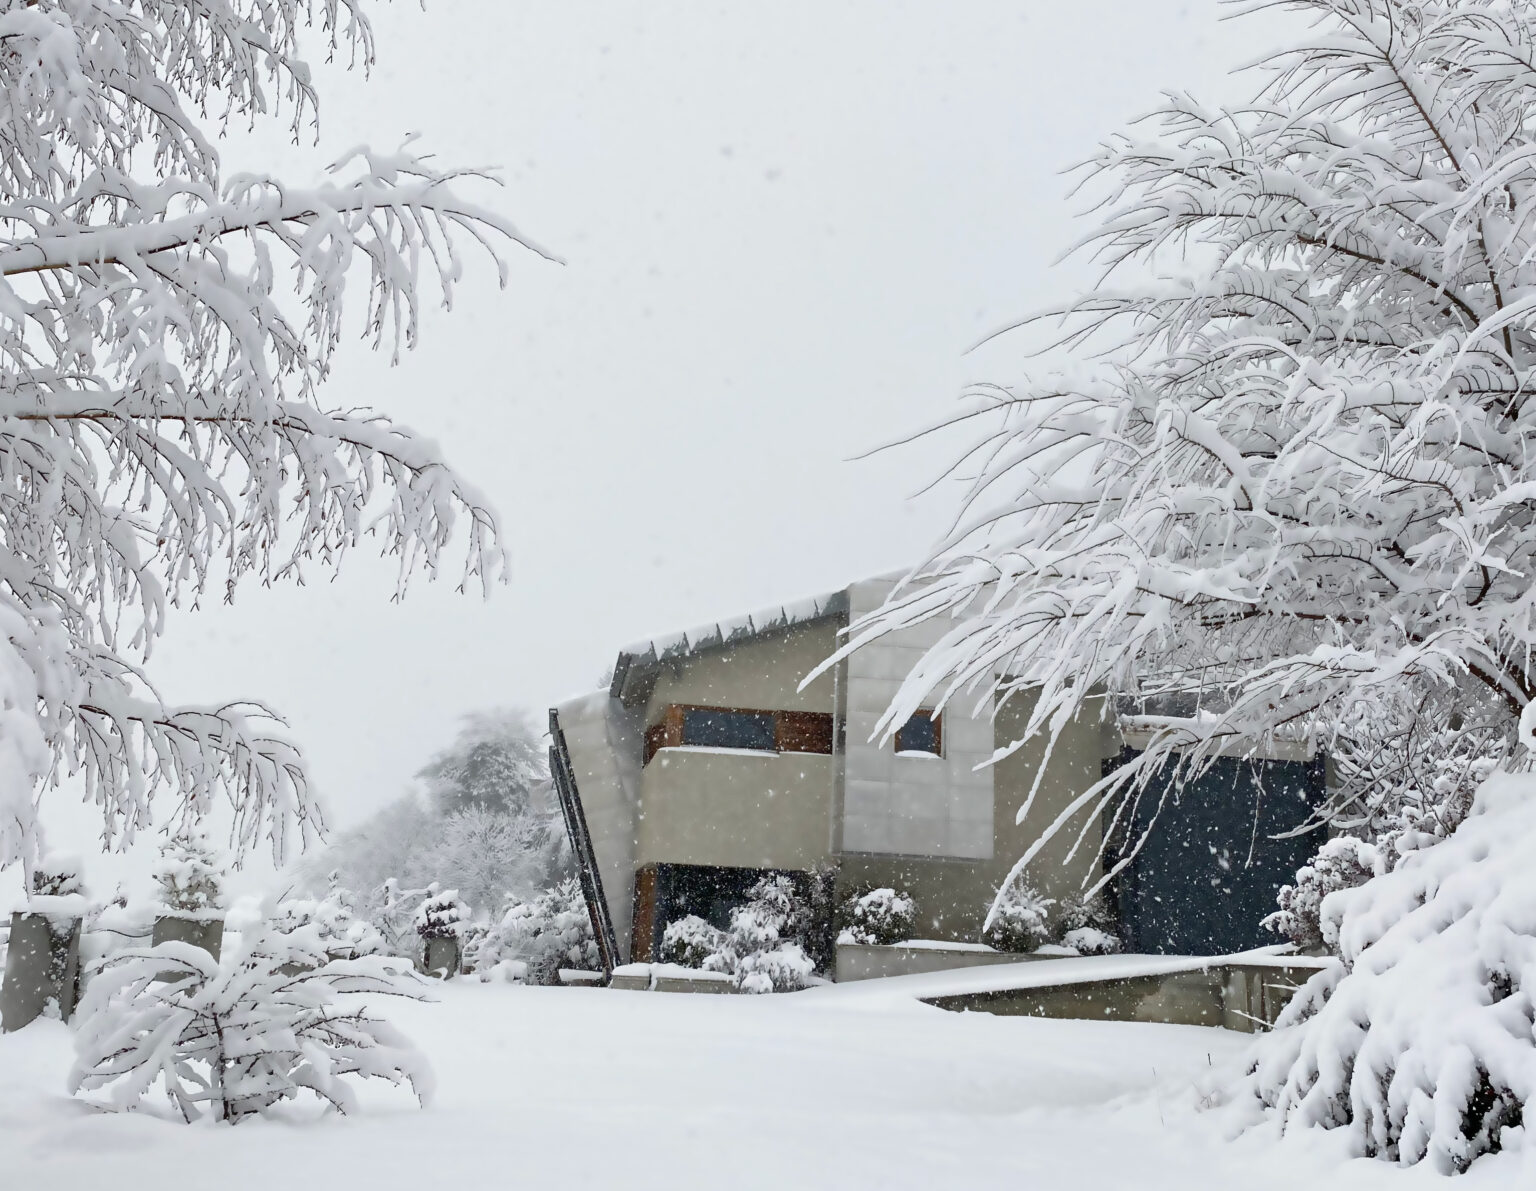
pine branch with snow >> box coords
[69,924,433,1122]
[0,0,545,881]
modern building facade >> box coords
[551,575,1322,971]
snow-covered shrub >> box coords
[836,887,917,946]
[661,915,725,968]
[1054,889,1120,955]
[983,880,1054,954]
[266,889,386,963]
[70,925,433,1122]
[1061,927,1121,956]
[1239,773,1536,1173]
[472,878,598,986]
[372,879,438,958]
[702,875,816,994]
[153,829,226,919]
[32,855,85,898]
[1264,836,1379,955]
[413,889,469,941]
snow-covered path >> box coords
[0,981,1527,1188]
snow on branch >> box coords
[837,0,1536,872]
[0,1,550,878]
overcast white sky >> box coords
[41,0,1289,893]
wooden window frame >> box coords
[894,709,943,757]
[642,704,836,765]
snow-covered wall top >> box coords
[841,577,994,859]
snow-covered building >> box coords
[551,575,1324,973]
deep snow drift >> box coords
[2,977,1532,1189]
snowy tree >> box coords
[152,828,226,919]
[847,0,1536,902]
[833,0,1536,1171]
[0,0,544,882]
[417,711,547,818]
[70,925,432,1122]
[308,711,566,916]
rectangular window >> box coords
[682,708,776,752]
[895,711,942,756]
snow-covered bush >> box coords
[1239,773,1536,1173]
[32,855,85,898]
[69,925,433,1122]
[153,829,226,919]
[1061,928,1122,957]
[472,878,598,986]
[1264,837,1379,955]
[983,881,1054,954]
[660,915,725,968]
[836,887,917,946]
[700,875,816,994]
[266,889,386,963]
[414,890,470,941]
[1054,890,1121,955]
[371,879,438,959]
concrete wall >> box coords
[558,691,646,962]
[838,686,1107,944]
[835,941,1049,983]
[643,619,840,726]
[638,749,834,870]
[635,620,840,872]
[923,960,1320,1034]
[841,577,994,859]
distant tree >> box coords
[0,0,541,882]
[417,711,547,818]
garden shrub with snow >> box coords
[836,887,916,946]
[70,922,433,1122]
[1238,773,1536,1172]
[983,880,1054,954]
[267,887,386,963]
[661,915,726,968]
[152,829,226,920]
[660,875,816,993]
[470,878,599,986]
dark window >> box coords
[682,708,776,751]
[895,711,942,756]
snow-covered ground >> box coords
[1,979,1529,1189]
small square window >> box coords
[895,711,942,756]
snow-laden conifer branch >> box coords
[834,0,1536,891]
[0,2,548,878]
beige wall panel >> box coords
[637,749,834,871]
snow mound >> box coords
[1240,772,1536,1173]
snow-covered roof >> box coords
[610,586,850,706]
